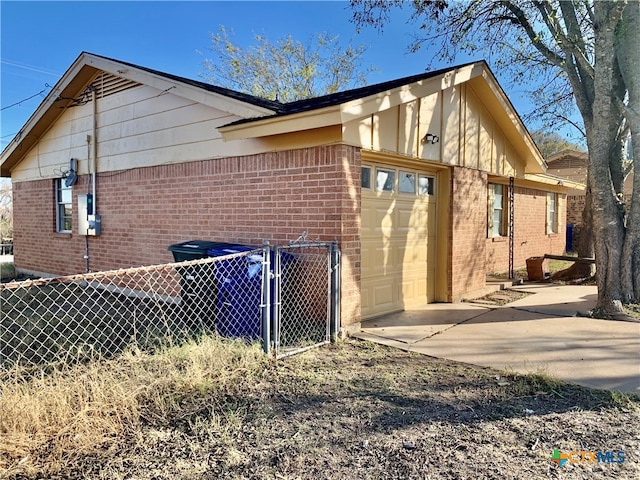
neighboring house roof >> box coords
[1,52,546,177]
[546,148,632,194]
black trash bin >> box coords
[168,240,237,332]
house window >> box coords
[376,168,395,192]
[488,183,507,237]
[547,192,558,234]
[361,166,371,189]
[56,179,72,233]
[418,175,435,196]
[399,171,416,194]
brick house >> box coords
[546,149,632,250]
[0,53,573,330]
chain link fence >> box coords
[1,243,339,369]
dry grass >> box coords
[1,339,638,479]
[0,336,267,478]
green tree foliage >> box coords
[0,180,12,243]
[199,27,376,102]
[352,1,640,314]
[531,131,585,159]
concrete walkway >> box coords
[353,283,640,394]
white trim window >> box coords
[547,192,558,234]
[488,183,508,237]
[56,179,72,233]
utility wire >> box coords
[1,84,51,111]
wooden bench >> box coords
[542,254,595,264]
[526,254,595,281]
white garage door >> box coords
[361,163,437,319]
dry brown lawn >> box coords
[1,337,639,480]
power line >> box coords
[1,84,51,111]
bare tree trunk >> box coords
[588,1,626,316]
[617,1,640,303]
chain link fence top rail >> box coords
[0,249,265,370]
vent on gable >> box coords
[89,71,141,99]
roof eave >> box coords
[1,53,99,177]
[471,69,547,175]
[525,173,586,190]
[1,52,279,177]
[219,105,343,141]
[220,62,487,141]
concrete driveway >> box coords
[353,284,640,394]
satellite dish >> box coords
[64,158,78,187]
[64,171,77,187]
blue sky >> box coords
[1,0,534,151]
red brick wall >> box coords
[447,166,568,299]
[567,194,585,225]
[12,145,361,326]
[485,186,567,274]
[449,167,488,300]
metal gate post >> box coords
[261,242,271,355]
[330,241,341,342]
[272,245,281,355]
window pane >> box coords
[63,215,73,232]
[418,175,435,196]
[60,185,72,204]
[399,172,416,194]
[493,185,503,209]
[56,179,73,232]
[361,166,371,189]
[376,169,395,192]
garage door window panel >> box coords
[399,171,416,194]
[376,169,396,192]
[419,175,435,196]
[361,166,372,190]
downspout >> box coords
[83,86,98,273]
[509,176,515,279]
[91,86,97,213]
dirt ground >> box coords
[9,340,637,480]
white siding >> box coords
[12,84,264,182]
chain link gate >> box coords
[263,242,340,358]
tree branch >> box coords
[501,1,565,67]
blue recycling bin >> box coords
[566,224,574,252]
[207,244,293,340]
[168,240,239,331]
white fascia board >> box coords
[1,53,93,172]
[83,55,277,119]
[219,106,343,141]
[525,173,586,190]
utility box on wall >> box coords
[78,194,101,236]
